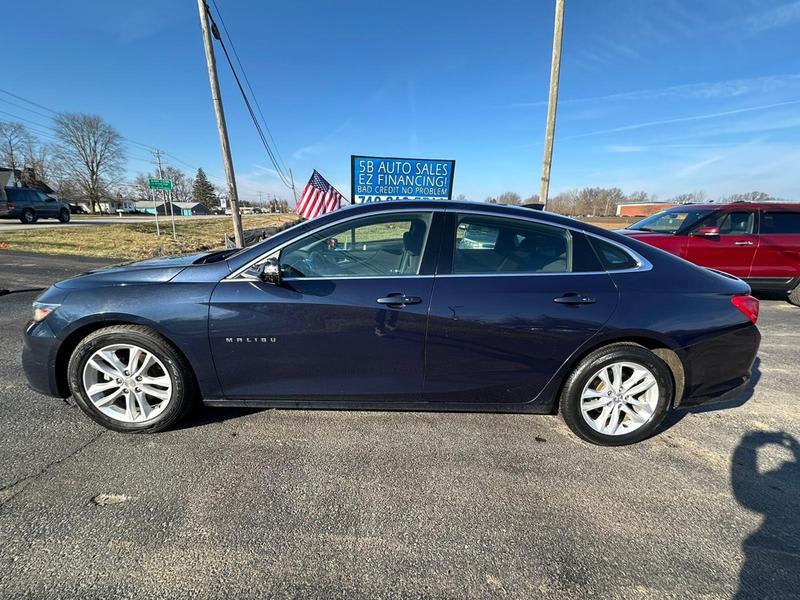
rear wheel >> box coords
[67,325,194,433]
[20,208,36,224]
[559,344,673,446]
[789,284,800,307]
[58,208,71,223]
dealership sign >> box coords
[351,155,455,203]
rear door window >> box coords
[761,211,800,234]
[452,215,571,274]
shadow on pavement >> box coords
[171,403,266,430]
[659,357,761,433]
[731,430,800,599]
[751,290,790,303]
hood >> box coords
[53,250,228,290]
[615,229,665,237]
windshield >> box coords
[627,209,713,234]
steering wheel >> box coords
[305,250,336,276]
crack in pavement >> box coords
[0,430,105,510]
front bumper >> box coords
[22,319,67,397]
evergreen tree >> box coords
[192,168,217,209]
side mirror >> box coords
[691,226,720,237]
[260,257,282,286]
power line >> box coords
[209,0,288,176]
[204,3,294,190]
[0,87,212,177]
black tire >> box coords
[789,284,800,307]
[20,208,36,224]
[58,208,71,223]
[559,343,674,446]
[67,325,195,433]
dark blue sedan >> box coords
[22,200,760,445]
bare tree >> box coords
[0,122,32,184]
[162,165,194,204]
[23,137,53,184]
[52,113,126,213]
[668,191,707,205]
[495,191,522,205]
[720,191,772,203]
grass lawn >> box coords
[578,216,637,230]
[0,210,636,260]
[0,214,300,260]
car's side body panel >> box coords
[208,277,434,400]
[423,273,619,405]
[23,280,223,399]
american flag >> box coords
[295,170,346,220]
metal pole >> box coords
[151,184,161,236]
[155,150,177,241]
[197,0,244,247]
[539,0,565,211]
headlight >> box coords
[32,302,60,322]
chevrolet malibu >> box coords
[22,200,761,445]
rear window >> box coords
[589,237,639,271]
[5,188,27,203]
[761,211,800,234]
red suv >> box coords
[619,203,800,305]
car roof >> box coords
[334,199,606,231]
[664,202,800,211]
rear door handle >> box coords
[554,293,596,305]
[377,294,422,306]
[734,240,754,246]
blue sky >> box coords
[4,0,800,202]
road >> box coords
[0,214,228,232]
[0,259,798,598]
[0,250,118,292]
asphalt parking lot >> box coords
[0,259,798,599]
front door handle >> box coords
[554,293,596,305]
[734,240,754,246]
[377,294,422,307]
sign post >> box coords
[148,178,174,239]
[351,155,455,204]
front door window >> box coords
[280,212,433,278]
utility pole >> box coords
[539,0,565,211]
[154,150,177,240]
[197,0,244,247]
[289,168,298,206]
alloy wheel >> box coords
[81,343,173,423]
[579,361,659,436]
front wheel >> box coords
[58,208,71,223]
[67,325,194,433]
[559,344,673,446]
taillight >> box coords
[731,295,759,324]
[6,199,13,208]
